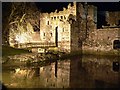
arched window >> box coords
[48,21,49,25]
[61,16,63,19]
[51,17,53,20]
[43,33,45,36]
[54,17,56,20]
[113,40,120,49]
[63,28,64,32]
[50,33,52,37]
[64,16,66,19]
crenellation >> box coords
[39,2,99,52]
[39,2,76,52]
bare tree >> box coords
[2,2,40,46]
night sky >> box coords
[35,2,72,13]
[2,2,120,30]
[35,2,120,13]
[35,2,120,29]
[89,2,120,11]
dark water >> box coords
[2,54,120,88]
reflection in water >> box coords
[2,54,120,88]
[55,60,58,78]
[113,61,119,72]
[13,67,40,79]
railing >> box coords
[15,42,56,48]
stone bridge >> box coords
[15,42,56,49]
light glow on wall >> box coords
[15,33,32,43]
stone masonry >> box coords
[9,2,120,54]
[40,2,76,52]
[40,2,120,53]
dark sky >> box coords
[35,2,120,29]
[35,2,72,13]
[89,2,120,11]
[35,2,120,13]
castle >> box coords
[9,2,120,54]
[39,2,97,52]
[40,2,120,53]
[40,2,76,52]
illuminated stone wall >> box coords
[40,2,76,52]
[9,2,120,53]
[81,10,120,52]
[83,28,120,52]
[76,3,120,53]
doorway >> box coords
[55,26,58,47]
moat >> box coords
[1,2,120,89]
[2,54,120,88]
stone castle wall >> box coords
[80,6,120,53]
[83,28,120,52]
[40,2,120,53]
[70,3,97,52]
[10,2,120,54]
[73,3,120,53]
[40,2,76,52]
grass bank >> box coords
[56,49,120,60]
[82,50,120,56]
[44,49,120,60]
[2,45,30,57]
